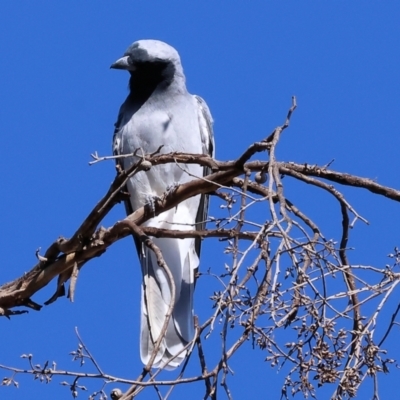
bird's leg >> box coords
[144,182,179,217]
[164,182,180,212]
[165,182,180,198]
[145,194,161,217]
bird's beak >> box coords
[110,56,134,70]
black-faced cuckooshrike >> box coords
[111,39,214,369]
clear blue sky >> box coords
[1,2,400,399]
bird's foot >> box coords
[165,182,180,198]
[145,194,161,217]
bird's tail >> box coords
[139,232,198,370]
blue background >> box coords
[1,2,400,399]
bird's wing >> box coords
[113,102,137,234]
[193,95,215,257]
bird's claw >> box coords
[165,182,180,198]
[145,194,161,216]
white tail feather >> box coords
[139,204,198,369]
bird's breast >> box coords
[118,102,202,210]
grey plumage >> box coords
[111,40,214,369]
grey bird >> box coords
[111,39,214,369]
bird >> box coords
[111,39,214,369]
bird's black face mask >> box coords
[129,61,175,102]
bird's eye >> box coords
[128,56,135,66]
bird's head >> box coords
[111,39,182,72]
[111,39,185,95]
